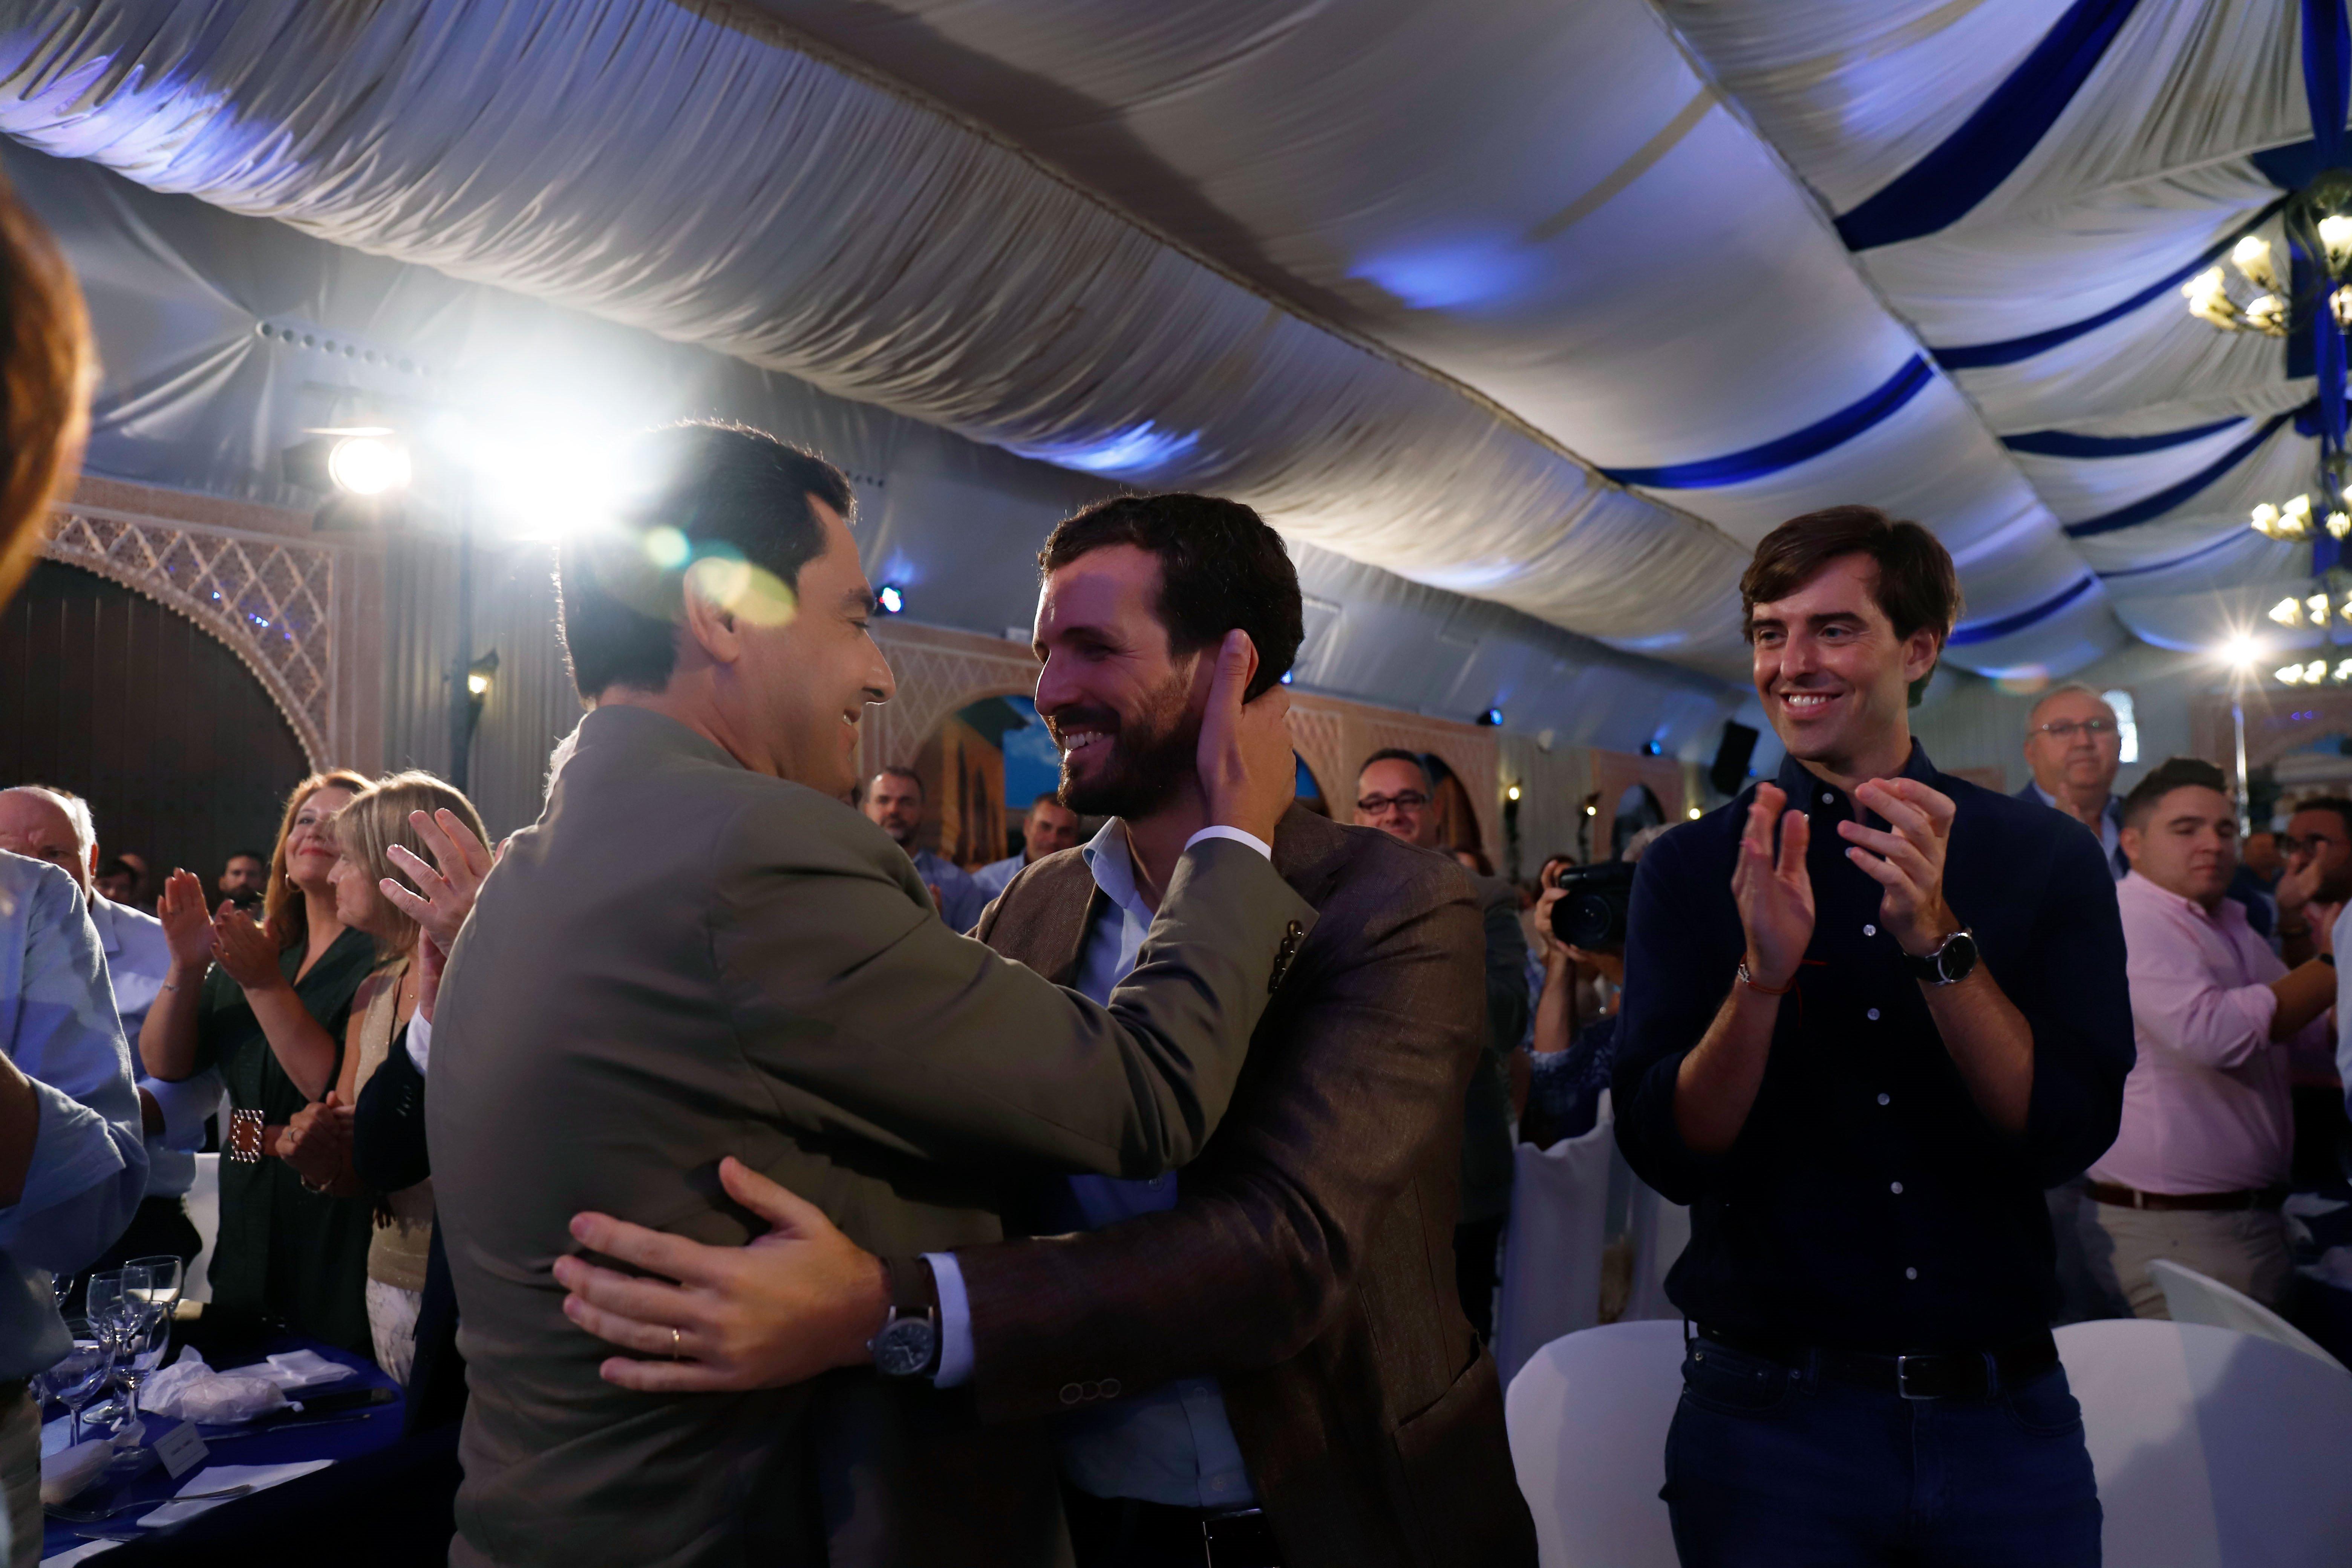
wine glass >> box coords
[34,1325,113,1445]
[83,1267,156,1431]
[125,1256,185,1315]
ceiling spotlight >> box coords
[327,435,411,496]
[1477,707,1503,727]
[1687,806,1702,820]
[876,584,905,615]
[1280,671,1294,685]
[1506,784,1522,801]
[2219,634,2260,670]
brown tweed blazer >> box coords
[957,804,1538,1568]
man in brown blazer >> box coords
[430,427,1310,1567]
[558,492,1537,1567]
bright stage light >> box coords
[2219,633,2260,670]
[876,584,905,615]
[328,435,410,496]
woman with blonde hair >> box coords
[279,770,487,1380]
[143,769,378,1351]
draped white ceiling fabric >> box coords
[0,0,2333,678]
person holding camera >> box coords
[1524,828,1661,1146]
[1611,507,2132,1567]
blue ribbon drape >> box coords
[1834,0,2144,252]
[2062,413,2292,536]
[1946,574,2099,646]
[1600,356,1932,489]
[2001,417,2246,457]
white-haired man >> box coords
[0,787,217,1281]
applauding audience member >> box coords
[277,774,489,1383]
[2084,760,2335,1316]
[219,849,270,911]
[141,769,379,1354]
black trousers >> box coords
[1061,1484,1283,1568]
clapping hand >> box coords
[378,809,495,952]
[211,899,285,991]
[158,870,216,971]
[2278,844,2324,925]
[1842,777,1960,959]
[280,1091,355,1191]
[1733,784,1813,988]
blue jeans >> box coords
[1662,1334,2101,1567]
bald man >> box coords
[2014,684,2126,880]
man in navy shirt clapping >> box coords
[1613,505,2132,1568]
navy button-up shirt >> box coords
[1612,743,2132,1352]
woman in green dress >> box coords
[141,768,380,1355]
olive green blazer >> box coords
[429,703,1314,1567]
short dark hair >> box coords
[2289,795,2352,840]
[557,421,854,699]
[2121,756,2231,831]
[1027,792,1066,815]
[1741,506,1962,704]
[872,766,923,799]
[1038,494,1302,700]
[226,850,268,866]
[1357,748,1434,791]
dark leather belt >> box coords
[1694,1324,2058,1402]
[2085,1180,2287,1212]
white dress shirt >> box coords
[90,895,218,1200]
[0,852,147,1378]
[926,821,1269,1510]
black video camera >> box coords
[1549,860,1636,950]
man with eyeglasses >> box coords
[2015,684,2128,880]
[1353,750,1528,1338]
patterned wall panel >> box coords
[43,505,335,769]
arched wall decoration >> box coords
[43,505,336,769]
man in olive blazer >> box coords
[432,704,1309,1567]
[953,802,1537,1568]
[429,425,1308,1567]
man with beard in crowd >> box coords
[556,493,1534,1568]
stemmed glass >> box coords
[84,1266,165,1432]
[33,1324,113,1445]
[122,1257,184,1415]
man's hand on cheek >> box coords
[554,1157,891,1392]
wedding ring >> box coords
[670,1326,682,1359]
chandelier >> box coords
[2184,174,2352,337]
[2249,489,2352,541]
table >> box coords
[40,1338,404,1563]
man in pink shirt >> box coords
[2085,758,2336,1315]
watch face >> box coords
[871,1316,937,1378]
[1939,930,1979,983]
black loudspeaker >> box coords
[1709,721,1760,798]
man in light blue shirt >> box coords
[0,788,217,1280]
[862,766,988,931]
[0,849,147,1558]
[971,792,1083,902]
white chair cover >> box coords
[1505,1319,1684,1568]
[2146,1259,2345,1370]
[1493,1095,1616,1391]
[1620,1173,1689,1324]
[2057,1319,2352,1568]
[184,1152,220,1305]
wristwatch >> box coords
[867,1256,941,1378]
[1899,928,1978,986]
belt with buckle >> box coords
[1693,1324,2058,1401]
[2085,1180,2287,1213]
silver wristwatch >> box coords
[867,1257,940,1378]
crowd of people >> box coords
[2,156,2350,1568]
